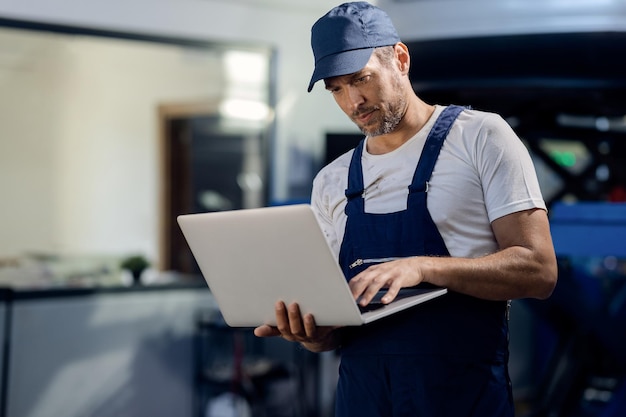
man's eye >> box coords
[355,75,370,84]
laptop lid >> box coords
[177,204,446,327]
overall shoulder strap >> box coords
[344,139,366,201]
[409,105,465,193]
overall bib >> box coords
[335,106,514,417]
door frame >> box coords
[157,100,220,272]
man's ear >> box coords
[394,42,410,75]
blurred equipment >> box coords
[195,310,316,417]
[525,202,626,417]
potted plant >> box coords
[120,254,150,285]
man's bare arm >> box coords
[350,208,558,305]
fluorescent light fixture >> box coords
[224,50,267,84]
[219,98,270,121]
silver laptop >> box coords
[177,204,447,327]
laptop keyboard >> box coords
[358,301,385,313]
[357,287,432,313]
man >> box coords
[255,2,558,416]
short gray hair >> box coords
[373,45,396,67]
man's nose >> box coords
[345,86,365,110]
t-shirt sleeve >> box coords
[311,169,342,258]
[475,113,547,222]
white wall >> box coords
[0,29,227,260]
[0,0,358,200]
[0,0,358,263]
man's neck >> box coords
[366,97,435,155]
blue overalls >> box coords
[335,106,514,417]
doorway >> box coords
[159,101,267,275]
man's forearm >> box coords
[420,245,557,301]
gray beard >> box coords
[360,98,405,137]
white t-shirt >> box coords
[311,105,546,259]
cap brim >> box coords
[307,47,374,92]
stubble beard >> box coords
[354,75,407,137]
[355,97,406,137]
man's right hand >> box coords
[253,300,340,352]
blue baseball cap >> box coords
[308,2,401,92]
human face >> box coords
[324,51,406,137]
